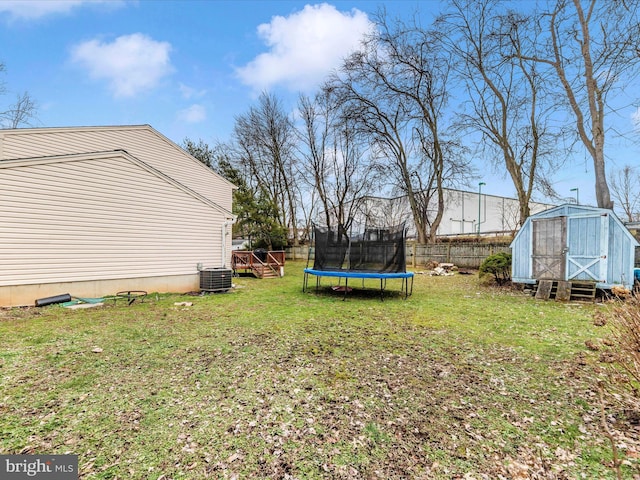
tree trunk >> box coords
[593,153,612,209]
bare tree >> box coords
[442,0,559,227]
[183,137,292,248]
[526,0,640,209]
[328,12,470,243]
[610,165,640,222]
[297,90,378,232]
[233,93,300,245]
[0,62,37,128]
[358,195,409,230]
[499,200,522,236]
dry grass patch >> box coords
[0,262,637,478]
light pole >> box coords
[478,182,486,235]
[570,187,579,205]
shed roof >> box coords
[511,203,639,248]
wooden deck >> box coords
[231,250,285,278]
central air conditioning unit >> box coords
[199,268,233,292]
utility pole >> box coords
[477,182,486,235]
[570,187,579,205]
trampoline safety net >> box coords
[312,222,408,273]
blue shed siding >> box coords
[512,221,531,281]
[607,214,635,286]
[511,205,639,290]
[566,214,604,283]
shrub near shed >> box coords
[479,251,512,285]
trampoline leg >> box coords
[403,276,414,299]
[343,278,349,301]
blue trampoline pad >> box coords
[304,268,413,279]
[303,268,414,300]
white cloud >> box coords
[177,104,207,123]
[179,83,207,100]
[236,3,373,93]
[0,0,124,21]
[70,33,173,98]
[633,107,640,131]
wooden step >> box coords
[251,266,280,279]
[568,281,597,300]
[535,280,554,300]
[532,280,596,301]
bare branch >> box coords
[527,0,640,209]
[0,67,39,128]
[233,92,300,245]
[327,11,471,242]
[609,165,640,221]
[442,0,560,225]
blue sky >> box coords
[0,0,397,139]
[0,0,638,208]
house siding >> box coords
[0,153,227,288]
[0,126,234,213]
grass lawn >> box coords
[0,261,637,479]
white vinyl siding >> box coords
[0,153,225,286]
[0,126,234,213]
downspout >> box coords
[221,220,233,268]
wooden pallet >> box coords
[533,280,596,301]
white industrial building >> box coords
[344,188,554,238]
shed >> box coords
[0,125,236,306]
[511,204,639,290]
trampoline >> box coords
[303,222,414,300]
[303,268,414,300]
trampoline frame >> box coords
[303,268,414,301]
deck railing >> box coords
[232,250,285,278]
